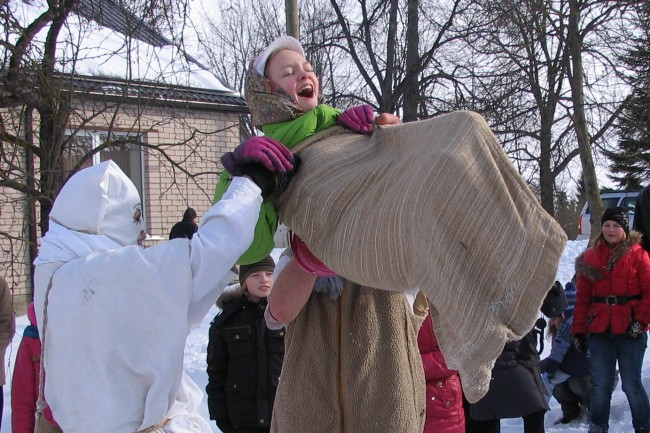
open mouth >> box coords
[298,85,314,98]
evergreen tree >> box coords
[555,189,580,239]
[607,3,650,189]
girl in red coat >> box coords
[418,297,465,433]
[11,302,61,433]
[573,207,650,433]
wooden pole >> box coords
[285,0,299,38]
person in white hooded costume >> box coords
[33,141,295,433]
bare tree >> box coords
[193,0,644,229]
[326,0,474,116]
[566,0,602,234]
[463,0,577,214]
[193,0,287,137]
[463,0,641,219]
[196,0,475,123]
[564,0,642,236]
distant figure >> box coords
[0,276,15,431]
[11,302,62,433]
[634,186,650,253]
[169,207,198,240]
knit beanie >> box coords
[602,206,630,234]
[251,36,305,76]
[563,280,577,319]
[239,255,276,285]
[541,281,568,318]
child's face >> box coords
[266,49,320,112]
[245,270,274,301]
[549,315,564,327]
[602,220,626,244]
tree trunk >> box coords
[404,0,419,122]
[38,104,69,235]
[24,107,38,294]
[381,0,399,113]
[568,0,602,239]
[539,111,555,214]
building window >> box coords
[64,130,146,221]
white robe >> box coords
[34,168,262,433]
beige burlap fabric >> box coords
[273,111,567,403]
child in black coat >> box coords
[206,256,284,433]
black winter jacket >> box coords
[206,292,285,433]
[468,325,549,420]
[168,218,198,240]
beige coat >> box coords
[0,276,16,385]
[271,280,427,433]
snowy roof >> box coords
[74,0,172,48]
[54,72,249,111]
[6,0,245,108]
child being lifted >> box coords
[215,35,567,406]
[214,35,399,267]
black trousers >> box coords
[465,410,546,433]
[0,385,4,431]
[553,375,592,418]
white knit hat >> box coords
[251,36,305,76]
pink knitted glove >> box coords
[337,105,375,134]
[221,136,295,175]
[290,232,336,276]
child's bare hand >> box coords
[375,113,400,126]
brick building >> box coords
[2,74,252,314]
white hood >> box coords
[49,160,143,247]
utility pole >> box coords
[285,0,299,38]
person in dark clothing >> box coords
[540,279,593,424]
[169,207,198,240]
[465,285,562,433]
[634,186,650,253]
[206,256,284,433]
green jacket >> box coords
[213,104,340,264]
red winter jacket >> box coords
[418,304,465,433]
[573,232,650,335]
[11,303,59,433]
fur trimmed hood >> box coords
[575,231,643,281]
[216,284,245,309]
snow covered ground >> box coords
[3,240,641,432]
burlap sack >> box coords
[273,110,567,402]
